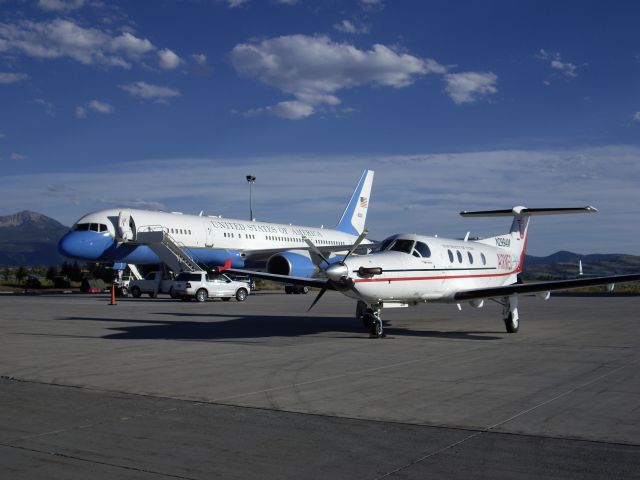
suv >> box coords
[172,271,250,302]
[129,271,175,298]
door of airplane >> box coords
[118,210,135,242]
[205,222,215,248]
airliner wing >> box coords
[453,273,640,301]
[241,242,373,262]
[225,268,334,290]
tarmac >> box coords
[0,291,638,479]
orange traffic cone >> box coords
[109,283,117,305]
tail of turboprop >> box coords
[335,170,375,236]
[460,206,598,266]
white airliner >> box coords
[58,170,374,279]
[223,206,640,337]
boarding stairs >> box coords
[135,226,202,273]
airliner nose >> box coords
[58,231,113,261]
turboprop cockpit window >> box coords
[389,239,415,254]
[374,236,397,252]
[414,242,431,258]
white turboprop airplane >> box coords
[222,206,640,337]
[58,170,374,280]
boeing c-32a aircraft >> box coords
[223,206,640,337]
[58,170,374,279]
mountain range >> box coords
[0,211,69,266]
[0,211,638,274]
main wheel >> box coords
[131,286,141,298]
[195,289,208,302]
[121,286,129,297]
[362,312,375,329]
[504,312,519,333]
[300,286,309,294]
[235,288,248,302]
[285,286,292,294]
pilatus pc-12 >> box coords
[223,206,640,337]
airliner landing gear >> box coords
[502,296,519,333]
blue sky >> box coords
[0,0,639,255]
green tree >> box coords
[46,266,59,282]
[2,267,10,282]
[15,266,27,284]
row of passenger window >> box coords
[224,232,256,239]
[170,228,192,235]
[447,249,486,266]
[74,223,108,232]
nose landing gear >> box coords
[356,301,385,338]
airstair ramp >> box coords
[136,228,201,273]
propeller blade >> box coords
[307,287,328,312]
[303,237,330,266]
[344,229,368,261]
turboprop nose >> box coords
[325,263,349,282]
[57,231,113,261]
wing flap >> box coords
[453,273,640,301]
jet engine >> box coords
[266,250,318,278]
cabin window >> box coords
[481,253,486,265]
[389,239,415,254]
[468,252,474,264]
[456,250,463,263]
[448,249,454,262]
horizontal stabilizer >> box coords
[460,206,597,217]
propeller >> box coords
[305,230,369,311]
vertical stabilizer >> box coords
[335,170,374,236]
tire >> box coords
[169,287,177,299]
[504,313,519,333]
[300,286,309,294]
[362,313,375,329]
[370,319,383,337]
[131,286,141,298]
[222,297,231,302]
[121,286,129,297]
[235,288,248,302]
[195,289,208,302]
[285,286,292,294]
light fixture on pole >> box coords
[246,175,256,221]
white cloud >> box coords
[359,0,383,10]
[2,145,638,255]
[444,71,497,104]
[37,0,85,11]
[0,72,28,84]
[191,53,207,65]
[244,100,315,120]
[77,99,114,117]
[633,112,640,122]
[536,49,580,80]
[33,98,55,115]
[334,20,369,35]
[227,0,249,7]
[274,0,299,4]
[120,81,181,101]
[0,19,165,69]
[10,152,26,160]
[158,48,182,69]
[231,35,444,119]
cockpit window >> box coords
[75,223,90,231]
[90,224,99,232]
[414,242,431,258]
[374,236,397,252]
[388,239,415,254]
[74,222,108,232]
[99,224,108,232]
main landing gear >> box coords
[501,295,519,333]
[356,300,385,338]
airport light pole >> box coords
[246,175,256,221]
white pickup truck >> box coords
[172,271,250,302]
[129,271,176,298]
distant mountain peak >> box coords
[0,210,66,229]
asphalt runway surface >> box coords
[0,291,638,479]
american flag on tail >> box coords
[359,196,368,208]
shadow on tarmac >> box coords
[61,314,503,341]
